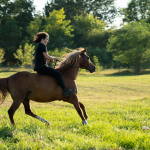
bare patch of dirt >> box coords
[0,115,7,119]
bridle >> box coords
[53,53,92,71]
[80,53,92,71]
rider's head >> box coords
[33,32,49,44]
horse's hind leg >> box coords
[22,99,50,125]
[79,102,88,120]
[22,99,36,117]
[8,100,22,125]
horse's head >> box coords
[79,48,96,73]
[57,47,95,73]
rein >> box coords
[53,53,92,71]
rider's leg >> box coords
[37,67,75,97]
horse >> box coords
[0,48,95,125]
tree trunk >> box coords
[134,63,142,74]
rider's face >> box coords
[41,36,49,45]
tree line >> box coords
[1,0,150,73]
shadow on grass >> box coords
[0,70,17,73]
[0,67,34,73]
[105,69,150,76]
[0,126,13,139]
[0,67,21,73]
[0,126,19,143]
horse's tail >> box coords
[0,78,8,105]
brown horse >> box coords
[0,48,95,125]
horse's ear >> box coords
[82,47,87,54]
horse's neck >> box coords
[57,67,79,80]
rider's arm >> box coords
[43,52,59,62]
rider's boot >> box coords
[63,88,76,97]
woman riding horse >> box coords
[0,44,95,125]
[33,32,75,97]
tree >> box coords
[49,47,69,58]
[27,8,74,50]
[26,15,43,42]
[0,0,35,39]
[0,0,35,65]
[14,43,35,68]
[13,0,35,45]
[0,19,22,63]
[87,46,113,68]
[107,21,150,73]
[73,13,106,47]
[0,0,14,24]
[44,8,74,50]
[120,0,150,23]
[44,0,117,25]
[0,48,5,64]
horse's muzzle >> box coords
[90,66,96,73]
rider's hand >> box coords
[46,60,50,63]
[55,57,59,61]
[51,59,54,62]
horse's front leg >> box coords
[79,102,88,120]
[71,94,88,125]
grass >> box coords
[0,69,150,149]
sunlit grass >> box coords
[0,69,150,149]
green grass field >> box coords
[0,69,150,150]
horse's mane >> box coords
[56,48,84,69]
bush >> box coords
[93,55,103,72]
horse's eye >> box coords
[87,56,90,60]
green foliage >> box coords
[0,0,14,24]
[26,15,42,42]
[0,18,22,63]
[0,48,5,64]
[48,47,69,67]
[85,29,119,69]
[13,0,35,36]
[3,0,150,71]
[74,13,106,33]
[0,0,35,64]
[87,46,113,68]
[14,43,35,67]
[27,8,74,50]
[44,8,74,50]
[120,0,150,23]
[73,13,106,47]
[44,0,117,25]
[93,55,103,72]
[107,21,150,73]
[49,47,69,58]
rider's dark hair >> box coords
[33,32,49,44]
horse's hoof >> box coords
[82,120,88,125]
[46,121,51,125]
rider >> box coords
[33,32,75,97]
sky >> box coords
[33,0,130,27]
